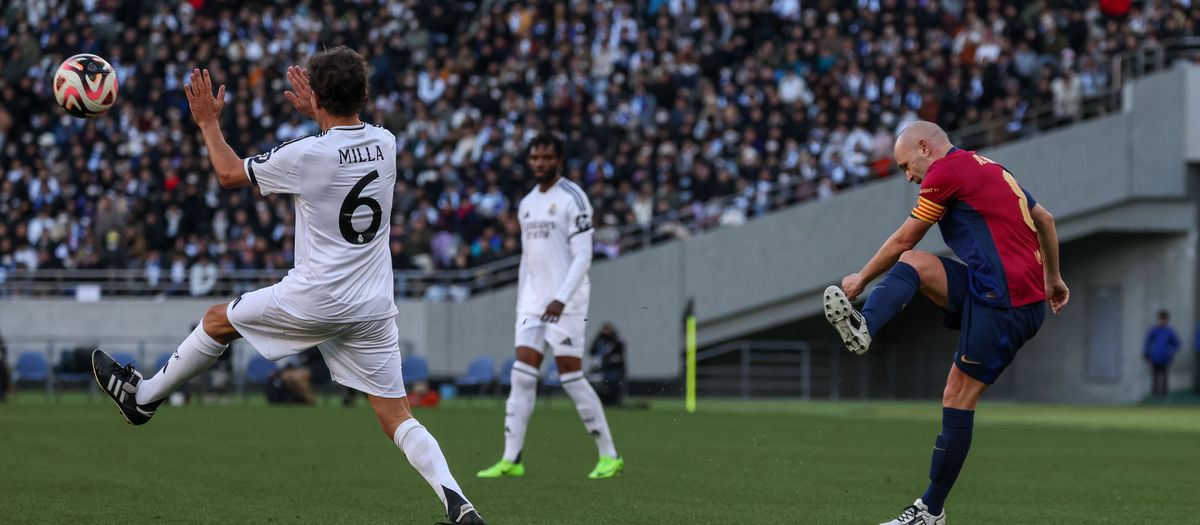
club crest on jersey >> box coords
[548,204,557,216]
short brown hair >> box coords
[307,46,368,117]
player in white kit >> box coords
[90,47,484,525]
[477,134,624,480]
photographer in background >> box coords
[588,322,626,407]
[267,347,331,405]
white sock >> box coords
[136,323,226,404]
[560,370,618,458]
[394,418,465,511]
[502,361,539,463]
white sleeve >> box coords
[242,136,316,196]
[553,197,594,304]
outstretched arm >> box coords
[842,217,932,301]
[1031,204,1069,314]
[185,68,247,189]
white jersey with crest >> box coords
[241,123,398,323]
[516,178,593,316]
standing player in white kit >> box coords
[477,134,623,480]
[90,47,484,525]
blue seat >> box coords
[456,356,495,386]
[152,352,173,374]
[403,355,429,385]
[239,353,278,404]
[455,356,496,398]
[497,357,516,387]
[15,352,50,382]
[543,362,561,388]
[245,355,277,385]
[538,362,563,406]
[14,352,51,399]
[110,352,138,367]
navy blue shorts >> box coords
[940,257,1046,384]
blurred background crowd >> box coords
[0,0,1192,296]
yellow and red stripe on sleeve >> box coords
[910,196,946,224]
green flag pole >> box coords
[685,299,696,413]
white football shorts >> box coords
[514,312,587,359]
[227,285,406,398]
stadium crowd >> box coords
[0,0,1193,296]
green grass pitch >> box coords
[2,395,1197,523]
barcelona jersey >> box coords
[910,148,1046,308]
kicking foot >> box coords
[440,487,485,525]
[587,455,624,479]
[823,285,871,354]
[879,498,946,525]
[476,459,524,478]
[92,349,161,426]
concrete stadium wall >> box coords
[2,65,1197,398]
[1008,234,1196,403]
[1186,66,1200,163]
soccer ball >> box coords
[53,53,118,118]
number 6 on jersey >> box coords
[340,170,382,245]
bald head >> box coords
[893,120,954,184]
[896,121,950,150]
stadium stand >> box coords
[1,0,1195,298]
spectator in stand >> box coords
[1051,68,1083,125]
[0,0,1193,293]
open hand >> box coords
[283,65,315,118]
[184,68,225,127]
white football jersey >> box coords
[241,123,398,323]
[516,178,593,315]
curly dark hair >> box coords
[307,46,367,117]
[526,132,564,158]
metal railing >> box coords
[0,176,813,300]
[694,340,877,400]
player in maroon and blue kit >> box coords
[823,121,1070,525]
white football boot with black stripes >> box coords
[879,499,947,525]
[823,285,872,354]
[92,349,162,425]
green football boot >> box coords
[587,455,624,479]
[476,459,524,478]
